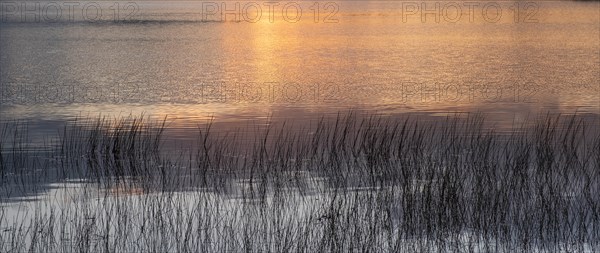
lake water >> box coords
[0,1,598,129]
[1,1,600,251]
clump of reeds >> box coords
[0,112,598,252]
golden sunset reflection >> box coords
[0,1,597,125]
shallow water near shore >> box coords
[1,113,599,252]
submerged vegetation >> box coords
[0,112,599,252]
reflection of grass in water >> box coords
[1,112,599,252]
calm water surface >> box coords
[0,0,598,131]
